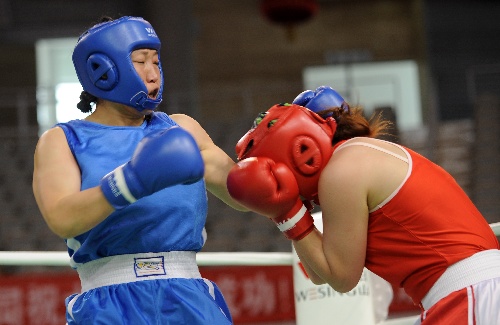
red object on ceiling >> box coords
[261,0,319,25]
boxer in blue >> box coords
[32,16,246,324]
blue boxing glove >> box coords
[100,127,204,210]
[292,86,347,116]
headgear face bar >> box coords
[73,16,163,111]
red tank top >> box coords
[335,140,499,305]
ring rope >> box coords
[0,251,293,267]
[1,222,498,267]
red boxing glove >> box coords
[227,157,315,240]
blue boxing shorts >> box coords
[65,252,233,325]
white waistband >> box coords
[77,251,201,292]
[421,249,500,310]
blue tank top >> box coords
[56,112,208,268]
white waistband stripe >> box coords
[421,249,500,310]
[77,251,201,292]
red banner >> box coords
[0,266,419,325]
[201,266,296,323]
[0,273,79,325]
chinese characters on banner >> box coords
[0,273,80,325]
[201,266,296,323]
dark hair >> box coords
[76,91,98,113]
[318,105,392,144]
[99,16,114,23]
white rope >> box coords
[491,221,500,235]
[197,252,292,266]
[381,316,418,325]
[0,251,293,267]
[0,222,498,267]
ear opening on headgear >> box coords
[292,136,322,175]
[86,53,118,90]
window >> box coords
[36,38,87,134]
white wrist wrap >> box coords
[275,204,307,232]
[112,166,137,204]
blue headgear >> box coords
[72,16,163,111]
[292,86,348,117]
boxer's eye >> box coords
[251,112,278,129]
[252,112,267,128]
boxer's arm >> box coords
[33,127,114,239]
[292,229,327,285]
[293,150,369,293]
[172,113,248,211]
[34,126,205,238]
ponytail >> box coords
[76,91,97,113]
[318,105,392,144]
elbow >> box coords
[309,275,355,292]
[43,213,79,239]
[309,276,326,285]
[304,268,326,285]
[321,263,364,293]
[328,276,359,293]
[332,282,357,293]
[46,221,74,239]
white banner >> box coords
[293,212,393,325]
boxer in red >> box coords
[227,86,500,324]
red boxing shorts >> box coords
[417,250,500,325]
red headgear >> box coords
[235,103,337,203]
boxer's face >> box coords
[131,49,161,101]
